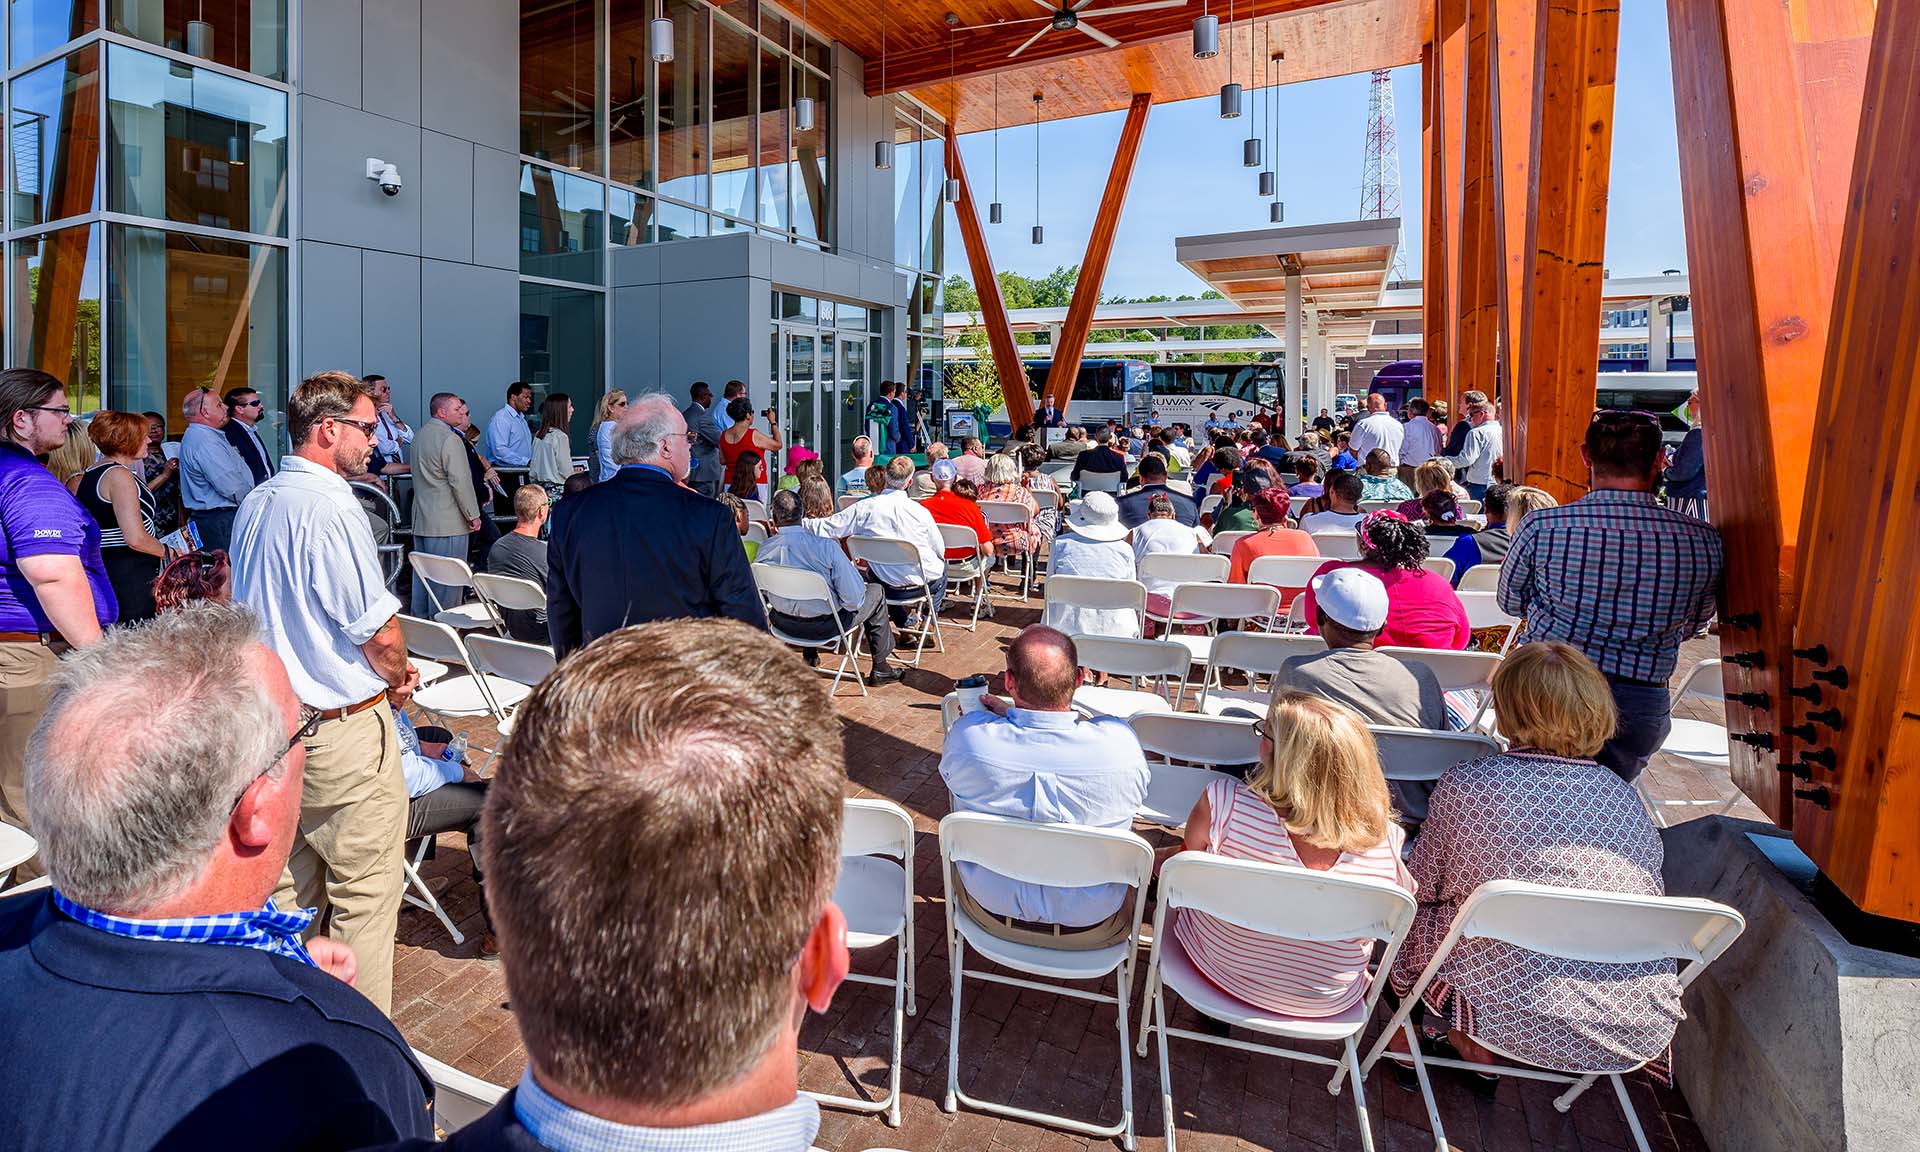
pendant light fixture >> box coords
[1193,0,1219,58]
[187,0,213,59]
[794,0,815,132]
[1242,0,1261,165]
[1031,92,1044,245]
[989,82,1004,224]
[649,0,673,63]
[942,32,961,203]
[1219,0,1241,118]
[1268,50,1284,222]
[874,0,893,170]
[1257,50,1275,197]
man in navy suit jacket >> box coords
[546,394,765,658]
[223,386,273,485]
[0,603,434,1151]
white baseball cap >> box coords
[1310,567,1390,632]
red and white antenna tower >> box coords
[1360,68,1407,281]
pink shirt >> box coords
[953,453,987,487]
[1299,560,1472,650]
[1173,778,1412,1017]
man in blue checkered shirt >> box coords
[1498,411,1723,781]
[0,603,434,1150]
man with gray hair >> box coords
[178,385,254,552]
[546,392,764,658]
[409,391,484,616]
[1444,396,1505,499]
[0,603,434,1147]
[802,453,947,630]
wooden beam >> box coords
[1489,0,1536,404]
[1439,0,1468,412]
[1455,0,1501,399]
[1669,0,1872,822]
[944,122,1033,431]
[1044,93,1154,413]
[1782,0,1912,914]
[1510,0,1618,503]
[1420,42,1452,409]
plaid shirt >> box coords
[515,1068,821,1152]
[1498,490,1722,682]
[51,890,318,967]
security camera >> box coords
[365,157,402,197]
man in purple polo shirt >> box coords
[0,367,115,877]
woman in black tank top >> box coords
[79,413,171,623]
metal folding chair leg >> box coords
[401,836,466,946]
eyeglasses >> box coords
[230,704,323,811]
[330,416,379,437]
[1252,717,1272,742]
[25,405,71,418]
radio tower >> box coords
[1360,69,1407,281]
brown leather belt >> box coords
[313,691,387,721]
[0,631,59,646]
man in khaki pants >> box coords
[232,371,417,1013]
[0,368,114,879]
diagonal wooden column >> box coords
[1669,0,1871,823]
[945,122,1033,430]
[1780,0,1913,912]
[1420,43,1452,409]
[1509,0,1618,503]
[1438,0,1468,411]
[1454,0,1501,400]
[29,49,101,395]
[1489,0,1536,404]
[1045,93,1153,412]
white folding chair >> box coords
[1070,634,1190,718]
[1361,882,1746,1152]
[1358,499,1394,513]
[1160,582,1282,670]
[1421,556,1456,581]
[470,572,548,637]
[1245,554,1330,604]
[1458,499,1483,514]
[1378,646,1503,730]
[743,521,769,545]
[1310,531,1363,560]
[979,500,1038,600]
[936,525,990,632]
[399,617,528,731]
[1457,563,1502,593]
[1042,575,1147,639]
[1079,470,1124,494]
[1140,852,1419,1152]
[0,822,38,889]
[809,799,917,1126]
[1367,725,1501,786]
[1197,631,1328,716]
[751,563,869,697]
[412,1049,506,1134]
[1129,713,1262,827]
[1208,530,1252,556]
[1140,553,1229,629]
[0,872,50,897]
[940,691,1014,732]
[939,813,1154,1148]
[1646,659,1733,825]
[847,536,945,666]
[461,633,556,769]
[837,492,866,511]
[407,552,499,632]
[1458,591,1522,651]
[1199,492,1224,519]
[743,497,769,522]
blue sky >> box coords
[943,0,1686,298]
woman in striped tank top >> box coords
[1171,692,1413,1017]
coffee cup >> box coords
[955,674,989,714]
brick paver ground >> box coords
[397,585,1741,1152]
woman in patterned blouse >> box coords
[1388,642,1683,1076]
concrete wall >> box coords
[296,0,520,428]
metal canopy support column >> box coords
[1284,272,1304,441]
[1306,318,1329,426]
[1647,299,1669,371]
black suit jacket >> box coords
[0,891,434,1151]
[1070,445,1127,480]
[368,1093,542,1151]
[224,418,271,485]
[1116,482,1200,529]
[546,465,766,658]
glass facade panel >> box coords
[11,223,104,410]
[755,44,786,230]
[710,14,752,222]
[891,108,918,269]
[106,44,289,236]
[789,61,826,242]
[656,0,708,207]
[609,185,645,246]
[10,46,102,227]
[606,17,648,187]
[520,282,604,437]
[519,162,605,283]
[106,224,285,423]
[519,0,604,174]
[919,125,944,272]
[654,196,706,241]
[11,0,97,66]
[106,0,287,79]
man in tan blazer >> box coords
[410,393,483,616]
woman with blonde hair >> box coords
[591,389,627,481]
[978,452,1039,559]
[1171,692,1413,1017]
[1395,458,1469,517]
[1503,484,1558,535]
[1388,642,1679,1079]
[46,418,96,493]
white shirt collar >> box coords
[513,1068,821,1152]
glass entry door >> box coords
[780,328,820,479]
[836,334,868,478]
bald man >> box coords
[939,626,1149,950]
[1347,391,1405,466]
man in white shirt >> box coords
[1445,399,1505,498]
[1397,396,1444,486]
[1346,392,1405,466]
[803,454,947,626]
[178,386,256,553]
[362,374,412,464]
[757,490,900,685]
[482,382,534,467]
[1298,470,1368,534]
[838,434,875,494]
[229,370,418,1014]
[941,626,1150,947]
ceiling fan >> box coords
[952,0,1189,58]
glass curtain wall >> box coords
[4,13,290,432]
[889,97,944,279]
